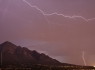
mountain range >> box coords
[0,41,70,65]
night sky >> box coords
[0,0,95,66]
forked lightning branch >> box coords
[23,0,95,21]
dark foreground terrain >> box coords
[0,64,95,70]
[0,41,95,70]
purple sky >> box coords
[0,0,95,66]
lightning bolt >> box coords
[0,0,33,23]
[23,0,95,21]
[82,51,86,66]
[22,0,73,31]
[0,0,11,21]
[0,0,32,23]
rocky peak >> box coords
[0,41,17,53]
[1,41,16,47]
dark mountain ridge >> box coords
[0,41,62,65]
[0,41,95,69]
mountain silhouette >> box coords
[0,41,62,65]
